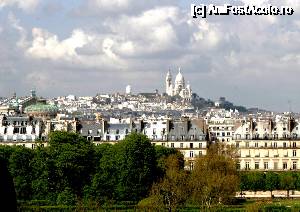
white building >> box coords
[165,68,192,100]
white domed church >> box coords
[165,68,192,100]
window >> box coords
[190,162,194,171]
[227,132,231,136]
[31,144,36,149]
[293,161,297,170]
[162,143,165,147]
[180,143,183,148]
[153,128,156,135]
[115,135,120,141]
[274,162,278,170]
[255,142,258,148]
[264,162,268,170]
[246,142,249,148]
[171,135,175,141]
[190,143,193,148]
[199,151,202,156]
[190,151,194,158]
[274,142,277,148]
[199,143,202,148]
[116,129,119,134]
[293,142,297,148]
[255,162,259,169]
[283,142,287,148]
[293,150,297,157]
[283,162,288,170]
[222,132,225,137]
[236,142,239,148]
[106,135,110,141]
[265,142,267,148]
[171,143,174,148]
[245,162,250,170]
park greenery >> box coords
[1,131,300,211]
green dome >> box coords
[24,103,58,115]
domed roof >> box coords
[24,103,58,115]
[175,69,184,83]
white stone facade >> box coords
[165,68,192,100]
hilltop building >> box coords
[165,68,192,101]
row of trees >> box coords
[0,132,181,206]
[240,171,300,198]
[4,131,300,210]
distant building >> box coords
[165,68,192,101]
[126,85,132,95]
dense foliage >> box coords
[3,132,300,210]
[240,171,300,198]
[0,132,179,206]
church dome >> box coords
[24,103,58,117]
[175,70,184,84]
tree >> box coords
[88,144,118,202]
[48,131,96,199]
[265,172,279,198]
[0,158,17,212]
[115,133,157,201]
[149,154,189,212]
[247,172,265,193]
[30,146,54,201]
[190,143,240,208]
[239,171,250,196]
[155,145,183,178]
[9,146,34,200]
[279,172,296,198]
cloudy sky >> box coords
[0,0,299,112]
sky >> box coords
[0,0,299,112]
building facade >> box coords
[165,68,192,100]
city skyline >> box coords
[0,0,299,112]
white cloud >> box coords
[27,28,93,60]
[0,0,39,12]
[8,13,28,48]
[93,0,130,11]
[104,7,180,57]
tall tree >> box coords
[9,146,34,200]
[150,154,189,212]
[48,131,96,200]
[115,133,157,201]
[0,158,17,212]
[88,144,118,202]
[190,143,239,208]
